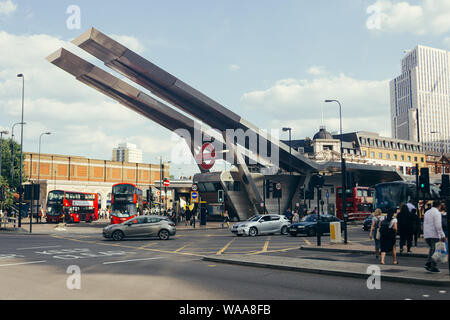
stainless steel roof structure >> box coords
[71,27,319,175]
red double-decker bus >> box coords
[46,190,99,223]
[336,186,374,221]
[110,183,143,224]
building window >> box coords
[379,152,383,159]
[360,138,366,145]
[401,155,405,161]
[386,153,390,160]
[421,157,424,162]
[414,156,417,162]
[362,150,367,156]
[369,139,375,146]
[408,156,411,161]
[370,152,375,158]
[394,155,398,160]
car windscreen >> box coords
[301,215,318,222]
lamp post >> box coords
[17,74,25,228]
[38,132,51,219]
[282,127,293,213]
[325,99,347,244]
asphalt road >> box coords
[0,225,448,300]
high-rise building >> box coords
[112,142,143,163]
[390,45,450,153]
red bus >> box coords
[336,186,374,221]
[110,183,143,224]
[46,190,99,223]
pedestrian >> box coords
[397,204,414,253]
[185,208,191,226]
[369,208,383,259]
[222,210,230,228]
[411,208,421,247]
[423,201,446,273]
[379,208,398,265]
[284,208,292,221]
[440,202,448,238]
[292,210,300,223]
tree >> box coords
[0,139,26,190]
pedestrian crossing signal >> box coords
[218,190,224,203]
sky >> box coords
[0,0,449,178]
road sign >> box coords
[275,182,281,191]
[192,184,198,191]
[191,191,199,203]
[326,191,329,199]
[163,179,170,187]
[195,142,216,170]
[156,190,161,196]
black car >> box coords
[289,214,344,237]
[363,215,374,231]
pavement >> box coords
[204,238,450,287]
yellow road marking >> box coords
[216,238,236,255]
[304,239,311,245]
[262,236,271,252]
[173,245,189,253]
[139,242,158,249]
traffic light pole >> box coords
[342,158,348,245]
[316,186,321,246]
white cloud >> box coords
[241,73,391,138]
[0,0,16,16]
[228,64,240,72]
[368,0,450,35]
[307,65,327,76]
[0,30,176,164]
[110,34,146,54]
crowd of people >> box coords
[369,201,448,272]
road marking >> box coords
[304,239,312,245]
[173,245,189,253]
[103,257,164,265]
[139,242,158,249]
[262,236,271,252]
[216,239,236,255]
[17,245,62,250]
[0,260,47,267]
[439,290,447,294]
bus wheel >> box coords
[112,230,124,241]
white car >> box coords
[231,214,291,237]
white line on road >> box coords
[17,245,62,250]
[0,260,47,267]
[103,257,165,265]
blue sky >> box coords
[1,0,449,177]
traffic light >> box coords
[218,189,224,203]
[441,174,449,197]
[24,184,40,201]
[266,179,273,198]
[299,187,305,199]
[311,174,324,188]
[419,167,430,194]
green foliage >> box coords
[1,138,26,208]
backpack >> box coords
[379,219,392,237]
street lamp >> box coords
[17,73,25,228]
[10,122,26,185]
[282,127,293,212]
[325,99,347,244]
[38,132,51,213]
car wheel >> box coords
[112,230,124,241]
[307,228,316,237]
[249,227,258,237]
[158,229,170,240]
[281,225,288,235]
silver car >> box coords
[231,214,291,237]
[103,215,176,241]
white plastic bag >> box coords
[432,242,448,264]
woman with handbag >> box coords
[369,208,383,259]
